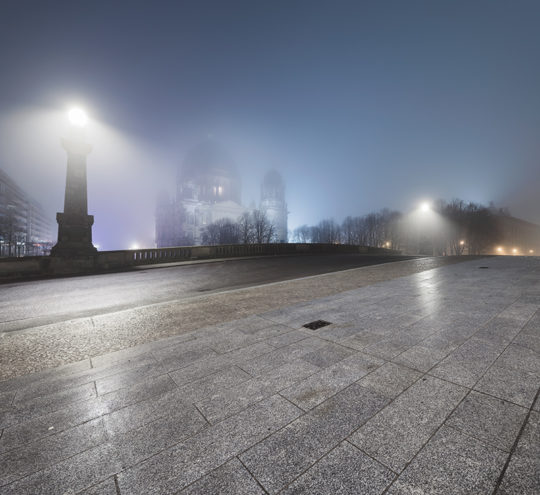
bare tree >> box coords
[237,211,254,244]
[293,225,312,243]
[202,218,240,245]
[252,209,276,243]
[312,219,341,243]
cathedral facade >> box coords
[155,140,288,247]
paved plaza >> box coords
[0,256,539,494]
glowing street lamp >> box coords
[68,107,88,127]
[496,247,503,253]
[420,202,431,213]
[50,107,97,257]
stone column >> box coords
[51,133,97,257]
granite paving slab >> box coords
[239,384,389,493]
[280,352,384,410]
[474,364,539,408]
[117,395,302,494]
[498,410,540,494]
[349,375,468,472]
[179,458,264,494]
[386,426,507,494]
[280,440,395,495]
[358,361,422,399]
[445,390,528,452]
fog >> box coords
[1,1,540,250]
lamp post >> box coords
[50,108,97,257]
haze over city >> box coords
[1,0,540,250]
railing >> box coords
[0,243,400,280]
[95,243,398,270]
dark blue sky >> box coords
[1,0,539,249]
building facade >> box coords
[155,140,288,247]
[0,169,54,256]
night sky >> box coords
[1,0,539,250]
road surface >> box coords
[0,254,415,332]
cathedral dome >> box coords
[177,139,241,204]
[180,139,239,182]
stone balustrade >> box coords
[0,243,400,280]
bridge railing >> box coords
[95,243,397,269]
[0,243,400,280]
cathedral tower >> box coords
[261,170,288,242]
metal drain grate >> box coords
[303,320,332,330]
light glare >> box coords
[420,202,430,212]
[68,107,88,127]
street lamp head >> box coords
[68,107,88,127]
[420,202,431,213]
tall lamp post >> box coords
[50,108,97,257]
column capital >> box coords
[61,137,92,156]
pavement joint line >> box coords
[276,438,352,493]
[276,390,310,413]
[492,385,540,495]
[236,455,271,495]
[192,402,211,426]
[344,439,401,477]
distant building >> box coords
[0,169,54,256]
[155,140,288,247]
[261,170,288,243]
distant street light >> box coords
[420,202,431,213]
[459,240,465,246]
